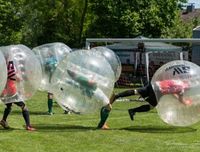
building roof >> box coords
[106,37,182,52]
[181,8,200,22]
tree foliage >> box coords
[87,0,189,38]
[0,0,25,45]
[0,0,197,48]
[19,0,88,47]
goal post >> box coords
[86,38,200,85]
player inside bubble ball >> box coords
[44,52,58,115]
[44,51,58,83]
[65,69,110,106]
[0,59,36,131]
[97,79,191,129]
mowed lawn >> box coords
[1,89,200,152]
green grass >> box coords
[1,89,200,152]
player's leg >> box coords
[114,89,136,99]
[47,92,54,115]
[128,83,157,121]
[0,103,12,129]
[97,88,139,129]
[15,101,36,131]
[97,93,115,129]
[128,104,153,121]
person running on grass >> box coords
[44,52,57,115]
[0,60,36,131]
[97,79,190,129]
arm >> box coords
[173,93,192,106]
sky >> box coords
[188,0,200,8]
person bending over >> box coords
[97,79,190,129]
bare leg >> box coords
[97,93,115,129]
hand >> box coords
[173,94,192,106]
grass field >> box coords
[1,89,200,152]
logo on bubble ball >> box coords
[173,65,190,76]
[166,64,190,76]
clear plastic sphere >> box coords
[0,45,42,103]
[0,51,7,95]
[151,60,200,126]
[91,46,122,81]
[51,50,115,114]
[32,42,72,91]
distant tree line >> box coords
[0,0,198,48]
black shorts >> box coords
[6,101,25,108]
[137,83,157,107]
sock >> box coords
[97,106,111,128]
[131,104,151,113]
[2,107,12,121]
[48,99,53,113]
[115,90,135,99]
[22,109,30,127]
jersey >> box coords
[67,70,97,91]
[156,79,189,95]
[0,60,22,104]
[2,80,17,97]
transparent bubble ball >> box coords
[51,50,115,114]
[0,45,42,103]
[0,51,7,95]
[32,42,72,91]
[91,46,121,81]
[151,60,200,126]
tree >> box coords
[21,0,90,48]
[0,0,25,45]
[86,0,188,38]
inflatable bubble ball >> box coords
[151,60,200,126]
[51,49,115,114]
[32,42,72,91]
[91,46,121,81]
[0,45,42,103]
[0,51,7,95]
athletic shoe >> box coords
[26,125,36,131]
[47,112,54,115]
[128,109,135,121]
[0,120,10,129]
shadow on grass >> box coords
[0,127,21,132]
[120,125,197,133]
[29,111,50,115]
[4,110,49,116]
[32,124,97,132]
